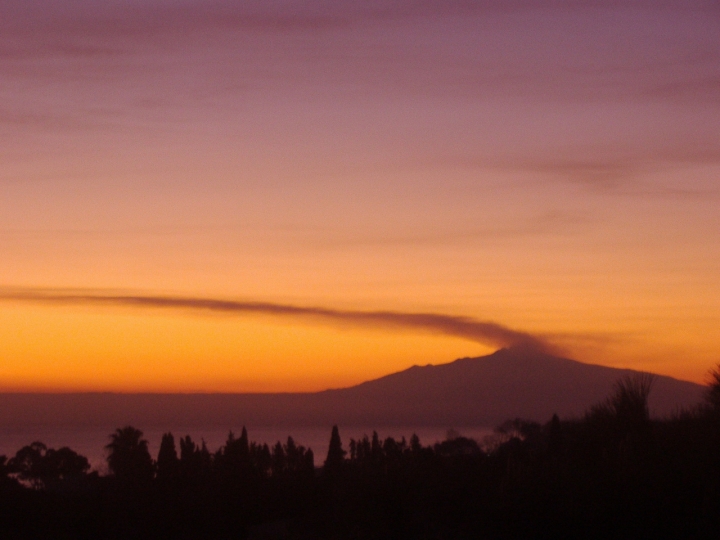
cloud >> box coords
[0,288,555,353]
[427,143,720,196]
[299,211,590,249]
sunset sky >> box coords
[1,0,719,392]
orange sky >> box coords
[1,1,719,391]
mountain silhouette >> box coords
[317,347,704,425]
[0,348,705,429]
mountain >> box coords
[0,349,706,429]
[317,348,705,425]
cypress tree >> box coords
[324,425,346,472]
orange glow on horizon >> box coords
[0,303,498,392]
[0,294,716,392]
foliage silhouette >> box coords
[106,426,154,484]
[156,432,179,482]
[591,373,654,425]
[1,373,720,539]
[706,363,720,412]
[8,442,89,489]
[324,424,345,473]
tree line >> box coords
[1,370,720,538]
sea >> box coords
[0,425,495,473]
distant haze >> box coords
[0,349,704,430]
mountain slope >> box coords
[318,348,705,425]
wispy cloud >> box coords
[430,146,720,196]
[2,0,717,194]
[0,288,555,353]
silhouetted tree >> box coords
[324,425,346,473]
[371,431,383,463]
[271,441,286,477]
[156,432,179,482]
[589,374,655,440]
[706,364,720,413]
[106,426,154,484]
[612,374,654,426]
[178,435,211,482]
[281,437,313,475]
[251,442,272,478]
[383,436,405,465]
[349,439,357,461]
[8,442,48,488]
[43,447,90,482]
[434,436,481,458]
[8,442,89,489]
[354,435,371,463]
[303,447,314,473]
[179,435,196,463]
[217,427,252,481]
[410,433,422,454]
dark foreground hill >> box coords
[0,348,705,429]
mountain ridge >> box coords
[320,348,704,423]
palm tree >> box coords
[106,426,154,483]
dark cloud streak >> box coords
[0,288,554,353]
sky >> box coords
[0,0,719,392]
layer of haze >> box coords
[1,0,719,391]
